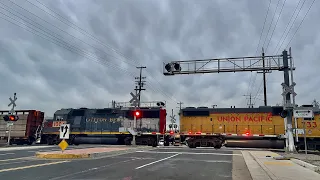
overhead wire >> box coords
[253,0,315,106]
[265,0,287,53]
[0,2,165,97]
[285,0,316,49]
[272,0,304,54]
[247,0,278,106]
[24,0,179,103]
[275,0,307,54]
[245,0,272,107]
[251,0,287,105]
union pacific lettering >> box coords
[217,114,273,122]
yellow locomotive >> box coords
[179,106,320,150]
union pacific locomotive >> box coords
[179,105,320,150]
[40,106,167,147]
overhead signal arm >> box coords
[163,54,293,75]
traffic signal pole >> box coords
[163,49,297,153]
[7,125,12,146]
[132,91,137,146]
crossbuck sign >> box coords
[129,92,140,107]
[8,93,17,114]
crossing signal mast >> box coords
[3,93,19,145]
[163,48,297,153]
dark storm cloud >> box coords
[0,0,319,119]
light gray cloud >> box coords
[0,0,319,126]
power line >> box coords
[250,0,282,106]
[252,0,312,105]
[275,0,307,54]
[285,0,316,49]
[2,0,178,103]
[246,0,271,107]
[24,0,179,104]
[272,0,304,53]
[0,3,166,101]
[262,0,281,49]
[265,0,287,53]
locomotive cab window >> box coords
[272,107,283,116]
[183,110,210,116]
[71,110,85,116]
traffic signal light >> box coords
[134,110,141,118]
[3,115,19,122]
[164,63,181,72]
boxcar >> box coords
[0,110,44,145]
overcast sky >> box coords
[0,0,319,124]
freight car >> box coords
[39,107,167,147]
[0,110,44,145]
[179,106,320,150]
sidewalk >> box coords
[242,150,320,180]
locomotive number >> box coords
[52,121,67,127]
[303,121,317,128]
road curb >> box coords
[241,151,272,180]
[290,158,320,172]
[35,152,89,159]
[248,151,277,180]
[35,146,153,159]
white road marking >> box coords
[0,146,52,151]
[135,151,242,156]
[135,153,180,169]
[0,153,15,155]
[0,161,69,173]
[0,156,33,162]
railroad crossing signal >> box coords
[129,92,140,107]
[3,115,19,122]
[59,124,70,139]
[293,109,314,119]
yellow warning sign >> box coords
[58,139,69,151]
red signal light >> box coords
[245,132,250,136]
[170,131,174,134]
[9,115,15,121]
[135,111,140,116]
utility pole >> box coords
[243,94,254,108]
[135,66,146,107]
[257,48,271,106]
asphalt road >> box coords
[0,146,252,180]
